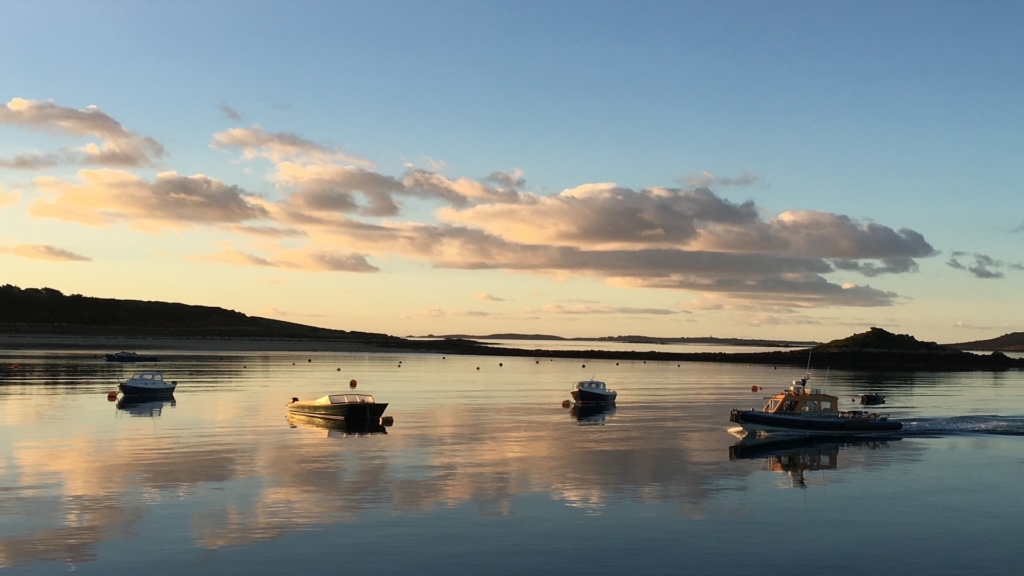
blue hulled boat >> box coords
[570,380,617,405]
[730,376,901,435]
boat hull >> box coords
[730,409,902,435]
[287,402,389,421]
[105,354,160,363]
[571,389,617,404]
[119,382,176,397]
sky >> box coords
[1,0,1021,342]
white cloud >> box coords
[211,124,372,167]
[30,169,270,230]
[191,247,378,273]
[0,98,164,167]
[0,243,91,262]
[474,293,505,301]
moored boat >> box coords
[118,371,177,397]
[570,380,617,404]
[730,375,901,435]
[287,393,388,421]
[105,351,161,363]
[860,393,886,405]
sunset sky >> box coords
[1,1,1021,342]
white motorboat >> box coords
[119,371,177,397]
[570,380,617,404]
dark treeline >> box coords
[0,285,400,341]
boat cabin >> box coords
[315,394,376,405]
[130,372,164,382]
[574,380,607,391]
[762,379,839,415]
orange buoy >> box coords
[349,379,357,388]
[12,364,19,370]
[751,385,758,392]
[107,390,118,401]
[561,400,571,408]
[758,387,763,391]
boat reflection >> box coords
[116,395,176,417]
[729,435,900,488]
[286,413,388,437]
[570,403,616,425]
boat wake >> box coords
[899,415,1024,437]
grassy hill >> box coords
[0,285,400,342]
[815,327,955,353]
[947,332,1024,352]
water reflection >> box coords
[286,413,388,437]
[570,403,616,425]
[729,435,901,488]
[116,395,176,417]
[1,351,1020,572]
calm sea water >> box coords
[2,348,1023,575]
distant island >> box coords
[946,333,1024,352]
[2,285,1021,371]
[421,333,818,348]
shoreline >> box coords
[1,333,1021,371]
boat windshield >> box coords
[316,394,375,405]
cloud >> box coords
[0,152,65,170]
[275,163,408,217]
[946,253,1022,280]
[6,105,934,310]
[437,184,758,249]
[193,248,379,273]
[523,304,680,315]
[694,210,936,260]
[683,171,764,188]
[29,169,270,230]
[0,187,20,208]
[0,98,164,167]
[0,244,91,262]
[831,257,918,277]
[219,104,242,121]
[284,212,904,307]
[211,124,372,167]
[486,169,526,188]
[229,225,307,238]
[437,186,934,262]
[420,308,490,317]
[474,293,505,301]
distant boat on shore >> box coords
[105,351,160,363]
